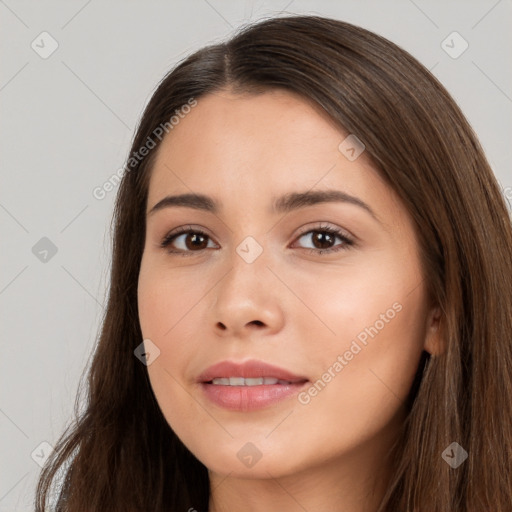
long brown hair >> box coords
[35,15,512,512]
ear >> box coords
[423,306,443,356]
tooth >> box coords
[245,377,264,386]
[210,376,293,386]
[212,378,230,385]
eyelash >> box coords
[160,223,355,257]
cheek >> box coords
[137,260,212,427]
[297,302,425,455]
[137,259,211,341]
[295,272,426,431]
[289,247,425,354]
[289,254,427,424]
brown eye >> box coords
[310,231,336,249]
[161,229,217,254]
[184,232,209,250]
[294,227,354,254]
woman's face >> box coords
[138,89,438,479]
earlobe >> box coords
[424,307,443,356]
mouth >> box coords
[208,377,300,386]
[197,359,308,383]
[198,360,309,411]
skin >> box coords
[137,89,441,512]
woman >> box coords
[35,14,512,512]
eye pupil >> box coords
[186,233,208,250]
[313,232,334,249]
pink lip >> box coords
[198,359,309,412]
[197,359,307,383]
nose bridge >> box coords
[212,235,283,334]
[220,236,271,301]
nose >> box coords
[211,249,285,339]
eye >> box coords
[160,226,218,255]
[293,225,354,254]
[160,224,354,256]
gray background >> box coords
[1,1,511,510]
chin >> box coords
[194,438,309,479]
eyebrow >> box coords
[148,190,378,220]
[149,193,216,215]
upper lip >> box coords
[197,359,308,383]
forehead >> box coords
[147,89,378,198]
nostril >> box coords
[249,320,265,327]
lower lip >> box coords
[200,382,309,411]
